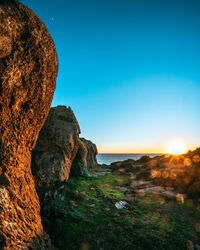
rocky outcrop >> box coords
[32,106,80,201]
[31,106,99,201]
[81,138,98,170]
[71,138,98,176]
[108,148,200,199]
[0,1,58,249]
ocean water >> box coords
[97,153,164,165]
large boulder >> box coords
[31,106,80,200]
[0,0,58,248]
[71,138,98,176]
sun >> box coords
[167,141,187,155]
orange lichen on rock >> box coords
[0,0,58,249]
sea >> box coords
[97,153,165,165]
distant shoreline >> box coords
[97,153,168,165]
[98,153,168,155]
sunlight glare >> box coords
[167,140,187,155]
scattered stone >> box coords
[60,195,65,201]
[74,190,79,196]
[135,186,165,195]
[115,186,129,192]
[80,191,87,197]
[70,200,78,208]
[129,173,136,180]
[130,180,152,189]
[161,191,177,200]
[115,201,128,209]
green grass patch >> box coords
[42,174,200,250]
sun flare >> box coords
[167,141,187,155]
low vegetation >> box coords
[42,173,200,250]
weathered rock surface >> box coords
[71,138,98,176]
[32,106,80,201]
[0,0,58,248]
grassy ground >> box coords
[42,173,200,250]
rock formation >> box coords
[32,106,80,201]
[71,138,98,176]
[0,1,58,248]
[108,148,200,199]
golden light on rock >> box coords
[151,170,161,178]
[169,172,177,180]
[184,158,192,167]
[149,159,157,167]
[192,155,200,163]
[176,193,184,204]
[162,171,169,179]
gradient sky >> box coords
[25,0,200,153]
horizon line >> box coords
[98,152,168,155]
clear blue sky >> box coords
[25,0,200,153]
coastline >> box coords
[97,153,168,165]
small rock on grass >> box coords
[80,191,87,196]
[74,190,79,196]
[70,200,78,207]
[104,207,110,211]
[115,201,128,209]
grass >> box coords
[42,173,200,250]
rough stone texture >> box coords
[81,138,98,170]
[0,1,58,249]
[71,138,98,176]
[32,106,80,199]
